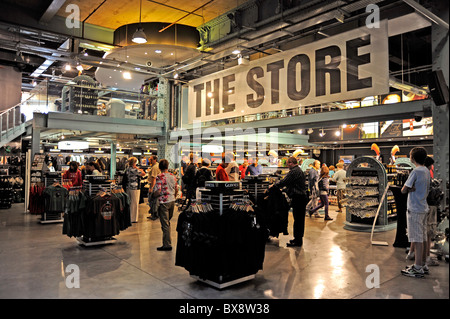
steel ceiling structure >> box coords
[0,0,441,90]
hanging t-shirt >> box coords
[43,185,68,212]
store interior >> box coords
[0,0,448,301]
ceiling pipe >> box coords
[402,0,448,29]
[160,0,385,77]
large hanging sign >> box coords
[188,21,389,124]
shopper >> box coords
[224,152,240,181]
[328,165,335,178]
[400,147,430,278]
[239,159,249,179]
[62,161,82,187]
[125,157,146,223]
[147,155,161,219]
[153,159,179,251]
[148,155,161,193]
[195,158,213,199]
[306,160,320,214]
[85,161,101,175]
[245,157,262,176]
[309,166,332,220]
[215,155,229,181]
[424,156,440,267]
[272,157,308,247]
[182,153,198,200]
[331,162,346,213]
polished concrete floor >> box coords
[0,202,448,300]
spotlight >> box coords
[65,64,71,71]
[174,73,179,79]
[232,49,241,55]
[335,130,341,136]
[123,71,132,79]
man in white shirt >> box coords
[331,162,346,213]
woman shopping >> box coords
[125,157,145,223]
[308,166,333,221]
[62,161,82,187]
[153,159,179,251]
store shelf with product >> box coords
[343,156,397,233]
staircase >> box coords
[0,104,29,148]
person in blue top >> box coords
[245,157,262,176]
[400,147,430,278]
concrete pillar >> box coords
[31,128,41,156]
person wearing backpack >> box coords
[308,166,332,221]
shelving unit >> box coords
[61,75,98,115]
[343,156,397,232]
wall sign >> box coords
[188,22,389,124]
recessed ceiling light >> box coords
[155,50,162,54]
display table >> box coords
[390,185,409,248]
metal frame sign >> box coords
[188,21,389,124]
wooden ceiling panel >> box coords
[54,0,248,30]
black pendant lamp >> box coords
[132,0,147,44]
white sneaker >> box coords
[401,265,424,278]
[426,258,439,266]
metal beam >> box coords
[39,0,67,24]
[33,112,164,136]
[172,100,433,139]
[402,0,449,29]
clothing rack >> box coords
[178,182,264,289]
[241,175,271,202]
[199,181,245,214]
[74,183,130,247]
[40,182,66,224]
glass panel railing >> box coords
[20,77,162,122]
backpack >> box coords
[427,179,443,206]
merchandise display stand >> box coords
[182,181,263,289]
[343,156,397,233]
[76,236,117,247]
[76,178,118,246]
[241,175,271,202]
[190,274,255,290]
[40,174,65,224]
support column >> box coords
[31,128,41,156]
[156,78,176,168]
[430,0,449,209]
[110,142,116,179]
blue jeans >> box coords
[310,194,329,217]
